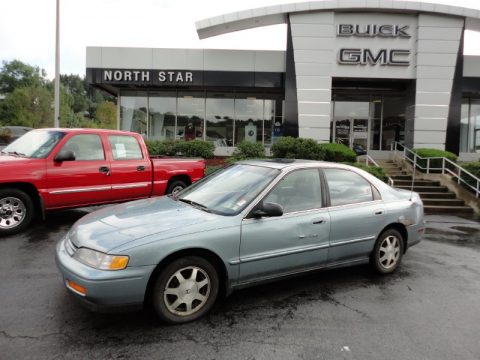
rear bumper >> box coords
[406,221,426,249]
[55,237,155,311]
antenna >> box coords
[409,153,416,201]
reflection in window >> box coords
[460,98,480,153]
[206,96,234,147]
[324,168,373,206]
[264,169,322,213]
[120,95,148,137]
[149,94,176,141]
[178,93,205,141]
[235,99,263,145]
[62,134,105,161]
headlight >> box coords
[73,248,129,270]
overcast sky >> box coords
[1,0,480,79]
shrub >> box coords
[270,137,325,160]
[410,148,458,171]
[319,143,357,162]
[460,162,480,190]
[145,140,214,159]
[174,140,215,159]
[233,141,266,160]
[349,163,388,183]
[145,140,176,156]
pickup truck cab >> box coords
[0,128,205,236]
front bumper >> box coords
[55,237,156,311]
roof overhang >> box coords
[195,0,480,39]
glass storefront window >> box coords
[149,93,176,141]
[206,95,234,147]
[235,98,263,145]
[264,100,275,146]
[382,97,405,150]
[177,92,205,141]
[120,95,148,137]
[460,98,480,153]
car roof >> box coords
[34,128,139,136]
[237,159,354,170]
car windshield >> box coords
[1,130,65,158]
[177,164,280,215]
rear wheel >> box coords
[152,256,219,324]
[166,180,187,195]
[0,188,35,236]
[371,229,404,274]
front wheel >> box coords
[152,256,219,324]
[0,188,35,236]
[371,229,404,274]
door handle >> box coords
[375,210,383,215]
[137,165,145,171]
[312,218,325,225]
[99,166,110,176]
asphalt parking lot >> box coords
[1,209,480,360]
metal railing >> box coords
[392,142,480,198]
[357,154,395,187]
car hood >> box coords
[69,196,224,253]
[0,154,37,165]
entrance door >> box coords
[332,101,370,153]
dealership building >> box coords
[86,0,480,159]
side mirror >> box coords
[251,202,284,218]
[54,149,76,162]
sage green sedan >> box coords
[56,160,424,323]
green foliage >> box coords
[460,162,480,190]
[0,85,53,127]
[319,143,357,162]
[146,140,214,159]
[349,163,388,182]
[174,140,215,159]
[232,141,266,160]
[60,74,89,113]
[411,148,458,170]
[0,60,47,94]
[95,101,117,129]
[270,137,325,160]
[205,165,224,176]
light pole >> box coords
[54,0,60,127]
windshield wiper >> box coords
[5,151,27,157]
[178,198,211,213]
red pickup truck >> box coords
[0,128,205,236]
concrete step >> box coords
[424,205,474,214]
[391,175,413,180]
[418,192,457,199]
[396,185,449,192]
[422,198,465,206]
[394,180,441,187]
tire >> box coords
[0,188,35,236]
[371,229,404,274]
[152,256,219,324]
[166,180,187,195]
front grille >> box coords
[65,236,78,257]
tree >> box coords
[0,60,47,94]
[60,74,89,113]
[0,85,53,127]
[95,101,117,129]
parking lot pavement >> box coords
[1,209,480,360]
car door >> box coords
[46,133,111,208]
[239,168,331,284]
[107,134,152,201]
[323,168,387,263]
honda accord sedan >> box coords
[56,160,424,323]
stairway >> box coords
[379,161,474,215]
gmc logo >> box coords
[338,48,410,66]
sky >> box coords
[1,0,480,79]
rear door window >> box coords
[324,168,374,206]
[108,135,143,160]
